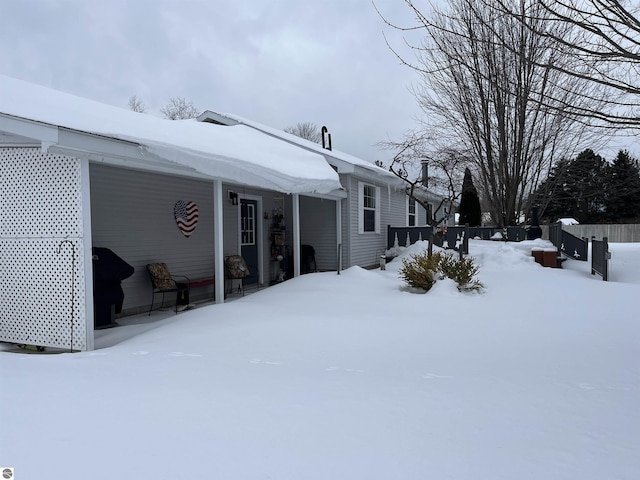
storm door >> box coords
[240,198,259,285]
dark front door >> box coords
[240,199,259,285]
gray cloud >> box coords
[0,0,422,162]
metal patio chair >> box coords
[146,262,191,314]
[224,255,259,296]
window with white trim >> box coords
[358,182,380,234]
[241,202,256,245]
[407,197,416,226]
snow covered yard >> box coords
[1,240,638,480]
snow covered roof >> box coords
[0,75,342,195]
[558,218,580,225]
[197,110,404,186]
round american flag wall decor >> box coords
[174,200,199,237]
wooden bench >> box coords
[189,277,215,289]
[186,276,216,302]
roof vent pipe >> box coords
[321,126,332,151]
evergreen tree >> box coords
[605,150,640,222]
[533,149,607,223]
[532,157,571,222]
[459,167,482,226]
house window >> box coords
[408,197,416,226]
[358,182,380,234]
[241,202,255,245]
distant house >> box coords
[0,75,343,351]
[197,111,426,269]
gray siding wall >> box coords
[90,163,409,312]
[91,163,304,311]
[344,175,407,269]
[299,196,338,271]
[90,164,216,313]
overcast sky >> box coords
[0,0,433,164]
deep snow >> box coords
[1,239,638,480]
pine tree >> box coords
[569,149,608,223]
[605,150,640,222]
[458,168,482,226]
[532,157,571,223]
[535,149,607,223]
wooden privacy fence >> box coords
[591,237,610,281]
[548,224,640,243]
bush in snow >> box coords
[438,254,484,292]
[399,251,483,292]
[399,251,442,291]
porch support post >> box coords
[80,158,95,351]
[213,179,225,304]
[292,193,301,277]
[336,198,342,273]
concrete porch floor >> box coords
[94,286,260,349]
[0,286,260,354]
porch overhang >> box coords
[0,75,343,195]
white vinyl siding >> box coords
[358,182,380,234]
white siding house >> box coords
[0,75,343,351]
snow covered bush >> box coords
[399,251,483,292]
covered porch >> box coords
[89,161,346,319]
[0,74,344,351]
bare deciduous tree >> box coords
[378,0,604,225]
[161,97,199,120]
[379,131,466,226]
[128,95,147,113]
[487,0,640,127]
[284,122,322,143]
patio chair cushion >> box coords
[147,262,177,291]
[224,255,250,279]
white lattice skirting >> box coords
[1,148,88,350]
